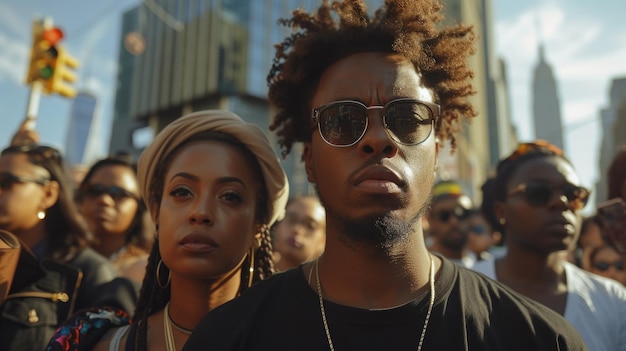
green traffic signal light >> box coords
[39,65,54,79]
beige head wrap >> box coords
[137,110,289,227]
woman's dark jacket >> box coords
[0,244,140,351]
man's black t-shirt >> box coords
[184,258,586,350]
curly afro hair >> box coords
[268,0,477,158]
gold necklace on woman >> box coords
[314,255,435,351]
[163,302,193,351]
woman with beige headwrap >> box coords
[45,110,289,351]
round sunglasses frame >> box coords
[311,98,440,147]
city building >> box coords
[532,44,565,151]
[595,77,626,203]
[65,90,98,166]
[108,0,499,199]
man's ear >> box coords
[303,142,316,183]
[494,201,506,226]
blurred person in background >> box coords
[426,180,476,268]
[472,140,626,350]
[587,244,626,285]
[77,154,153,283]
[464,208,501,261]
[575,215,607,269]
[272,195,326,272]
[0,142,131,351]
[45,110,289,351]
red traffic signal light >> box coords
[42,28,63,45]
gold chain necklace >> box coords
[163,302,192,351]
[314,255,435,351]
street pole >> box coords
[23,16,52,130]
[24,80,43,129]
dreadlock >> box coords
[129,131,275,351]
[268,0,476,158]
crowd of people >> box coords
[1,0,625,350]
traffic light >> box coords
[26,22,62,84]
[25,19,80,98]
[43,46,80,98]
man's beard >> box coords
[315,185,432,250]
[338,213,419,249]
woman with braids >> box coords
[473,140,626,350]
[45,110,289,351]
[185,1,585,350]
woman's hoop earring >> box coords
[156,259,171,288]
[247,247,255,288]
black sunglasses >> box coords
[434,206,471,222]
[508,181,590,211]
[81,184,139,202]
[469,225,487,235]
[311,98,439,147]
[0,172,50,190]
[593,261,624,271]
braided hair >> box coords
[130,131,274,350]
[268,0,476,157]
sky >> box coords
[1,0,625,211]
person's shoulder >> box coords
[184,268,306,350]
[44,306,130,351]
[451,265,586,348]
[215,267,302,312]
[469,255,496,278]
[68,247,116,272]
[564,261,626,300]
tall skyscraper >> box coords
[532,44,564,151]
[595,77,626,203]
[65,91,98,166]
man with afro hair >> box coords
[184,1,586,349]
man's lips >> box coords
[180,233,219,252]
[352,165,404,192]
[543,216,577,236]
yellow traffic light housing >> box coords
[26,24,62,84]
[43,46,80,98]
[25,19,80,98]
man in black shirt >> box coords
[184,1,586,350]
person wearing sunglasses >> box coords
[77,154,153,283]
[472,140,626,350]
[183,2,585,350]
[0,143,134,351]
[426,180,477,268]
[587,245,626,286]
[464,208,502,262]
